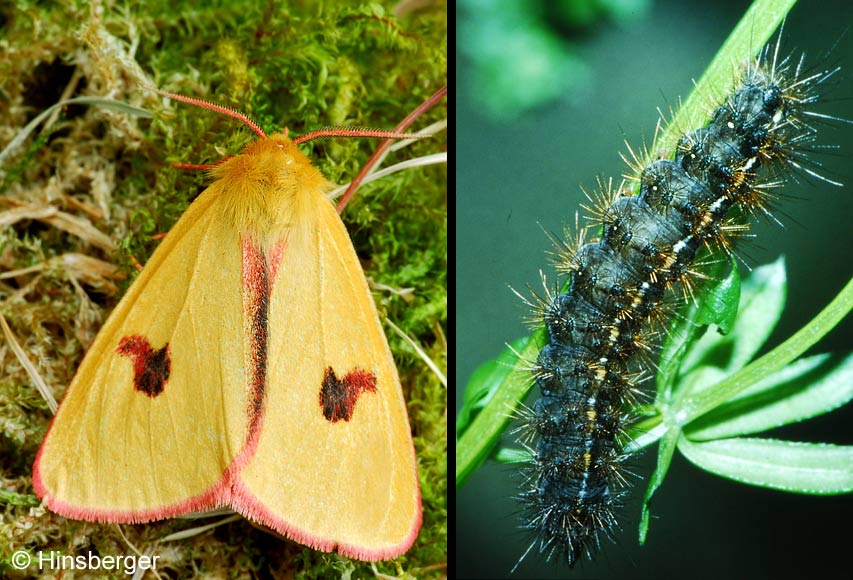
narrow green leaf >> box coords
[684,274,853,426]
[657,259,741,403]
[456,336,530,436]
[456,327,548,488]
[724,257,787,372]
[694,257,742,333]
[687,354,853,441]
[638,426,680,544]
[680,257,786,376]
[656,302,706,402]
[678,436,853,494]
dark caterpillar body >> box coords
[519,49,832,566]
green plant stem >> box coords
[650,0,798,160]
[455,329,547,487]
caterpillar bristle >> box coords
[580,177,623,226]
[509,271,556,330]
[547,214,592,276]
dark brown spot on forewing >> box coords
[116,335,171,397]
[319,367,377,423]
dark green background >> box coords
[457,0,853,578]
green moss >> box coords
[0,0,446,577]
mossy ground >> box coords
[0,1,446,578]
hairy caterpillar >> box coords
[521,36,838,565]
[456,3,853,576]
[512,31,850,572]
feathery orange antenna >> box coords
[335,86,447,212]
[292,127,421,144]
[156,89,268,139]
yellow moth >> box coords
[33,90,437,561]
